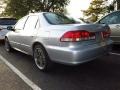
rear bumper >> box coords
[46,40,113,65]
[0,30,9,40]
[0,35,5,40]
[0,32,6,40]
[110,36,120,44]
[112,41,120,45]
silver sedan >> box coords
[97,11,120,44]
[5,12,112,71]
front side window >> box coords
[15,16,28,30]
[44,13,78,25]
[99,12,120,24]
[24,15,38,31]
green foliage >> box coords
[3,0,69,19]
[83,0,108,22]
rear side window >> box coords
[0,19,16,25]
[43,13,77,25]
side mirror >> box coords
[7,26,15,31]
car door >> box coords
[8,16,28,49]
[99,11,120,43]
[18,15,39,53]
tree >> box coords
[116,0,120,10]
[2,0,69,18]
[82,0,108,22]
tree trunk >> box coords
[116,0,120,10]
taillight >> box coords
[102,28,111,38]
[60,30,95,42]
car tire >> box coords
[5,37,12,52]
[33,44,53,71]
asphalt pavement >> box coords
[0,57,32,90]
[0,43,120,90]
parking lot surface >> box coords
[0,43,120,90]
[0,58,32,90]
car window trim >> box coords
[23,16,29,30]
[23,15,39,31]
[35,19,40,29]
[15,16,29,30]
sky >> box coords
[66,0,113,18]
[66,0,92,18]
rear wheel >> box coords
[5,37,12,52]
[33,44,53,71]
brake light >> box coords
[102,28,111,38]
[60,30,95,42]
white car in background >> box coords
[0,18,17,40]
[97,11,120,44]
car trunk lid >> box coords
[58,24,110,42]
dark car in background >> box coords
[0,18,17,40]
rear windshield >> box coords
[43,13,78,25]
[0,19,17,25]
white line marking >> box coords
[0,55,42,90]
[110,52,120,56]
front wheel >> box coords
[33,44,53,71]
[5,38,12,52]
